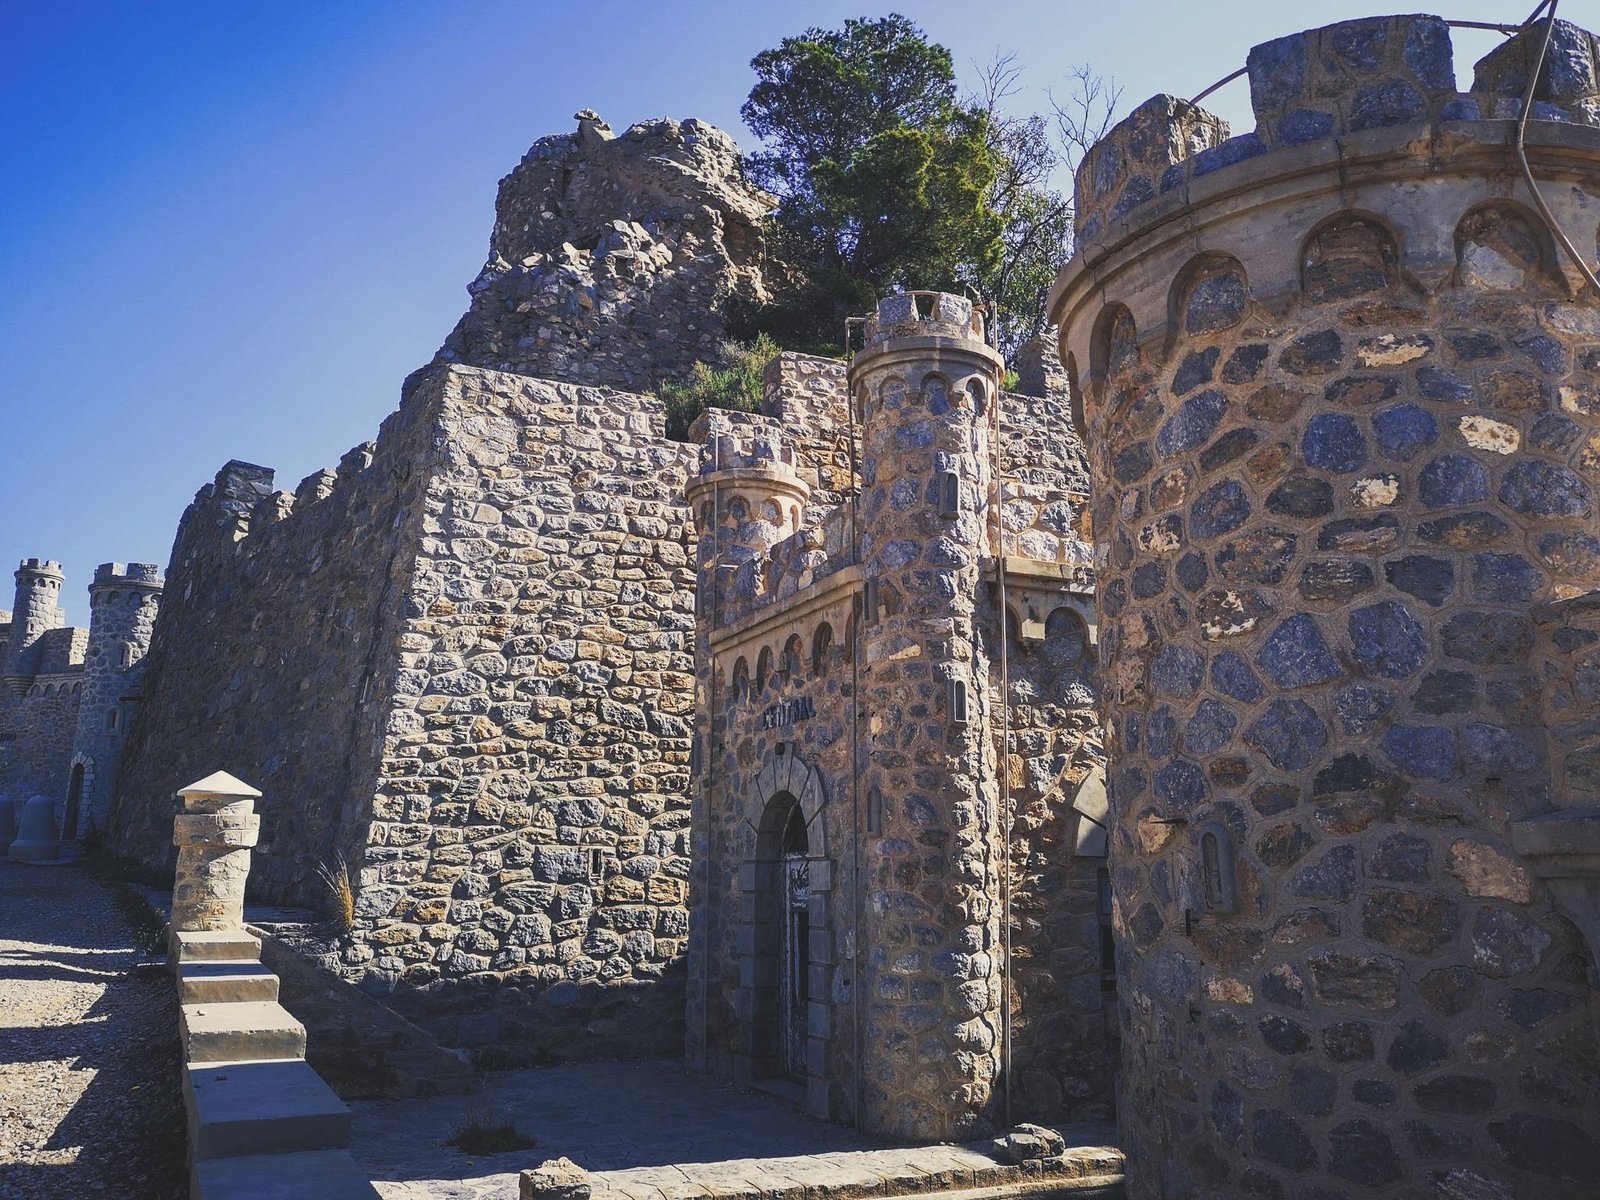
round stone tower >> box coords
[851,291,1006,1141]
[2,558,65,689]
[68,563,164,837]
[1050,15,1600,1199]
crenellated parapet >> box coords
[1052,14,1600,1200]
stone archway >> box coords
[63,754,94,841]
[734,747,833,1116]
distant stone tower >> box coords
[852,292,1004,1141]
[67,563,163,838]
[1051,15,1600,1199]
[2,559,65,692]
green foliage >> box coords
[741,15,1002,344]
[660,335,780,442]
[446,1111,536,1155]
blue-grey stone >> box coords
[1288,844,1357,902]
[1329,1119,1403,1186]
[1367,833,1431,882]
[1156,759,1208,809]
[1462,722,1540,773]
[1403,16,1455,89]
[1132,561,1166,599]
[1158,165,1183,195]
[1258,614,1342,688]
[1260,1013,1312,1054]
[1385,555,1455,607]
[1184,699,1238,755]
[1280,329,1343,375]
[1472,553,1541,602]
[1092,139,1124,198]
[1291,1065,1338,1117]
[1123,712,1142,753]
[1146,706,1176,760]
[1185,272,1249,334]
[1383,725,1457,780]
[1417,366,1473,401]
[1531,413,1582,452]
[1441,610,1534,664]
[879,539,921,569]
[1212,650,1265,702]
[1349,601,1427,679]
[1114,440,1154,484]
[1332,18,1387,71]
[1303,413,1368,473]
[1222,343,1270,383]
[1500,461,1591,517]
[1538,532,1600,578]
[1193,133,1266,176]
[1386,1019,1448,1074]
[1173,347,1219,395]
[1351,80,1425,130]
[1191,480,1252,539]
[1440,97,1481,121]
[1212,1081,1244,1147]
[1246,699,1328,771]
[1177,551,1209,592]
[1515,333,1566,374]
[1078,213,1102,242]
[1336,683,1395,734]
[1152,645,1205,697]
[1157,389,1229,457]
[1145,949,1197,1007]
[1373,404,1437,461]
[1253,1108,1317,1172]
[1420,453,1489,508]
[1111,175,1155,219]
[1248,33,1308,115]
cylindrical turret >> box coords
[66,563,164,838]
[851,291,1005,1141]
[2,559,65,687]
[1051,15,1600,1200]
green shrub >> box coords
[445,1110,536,1155]
[660,336,781,442]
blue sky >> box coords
[0,1,1518,623]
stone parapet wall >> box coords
[1051,15,1600,1198]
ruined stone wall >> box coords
[436,113,774,393]
[110,419,432,904]
[1051,15,1600,1198]
[345,365,699,1062]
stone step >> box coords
[173,928,263,963]
[185,1058,351,1160]
[180,960,280,1004]
[181,1001,306,1064]
[193,1149,379,1199]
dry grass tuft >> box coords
[315,852,355,934]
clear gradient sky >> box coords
[1,1,1522,622]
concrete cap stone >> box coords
[179,771,263,800]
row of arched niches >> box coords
[1077,200,1597,401]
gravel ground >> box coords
[0,859,185,1199]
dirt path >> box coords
[0,859,185,1199]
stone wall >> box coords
[351,364,698,1062]
[1051,15,1600,1198]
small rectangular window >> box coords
[587,848,606,881]
[940,470,960,516]
[866,786,883,835]
[948,677,969,723]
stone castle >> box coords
[5,12,1600,1199]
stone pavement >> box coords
[0,859,186,1199]
[350,1060,1122,1200]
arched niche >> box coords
[1301,212,1402,303]
[1453,200,1561,292]
[1088,303,1138,403]
[1169,253,1250,342]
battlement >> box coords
[16,559,64,579]
[1074,15,1600,244]
[864,290,986,346]
[91,562,163,589]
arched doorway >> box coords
[63,763,85,841]
[754,791,810,1081]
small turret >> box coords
[2,559,65,692]
[65,562,164,838]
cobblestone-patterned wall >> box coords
[688,295,1111,1141]
[352,365,699,1062]
[0,561,87,812]
[1052,14,1600,1198]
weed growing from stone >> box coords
[445,1110,536,1155]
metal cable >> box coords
[1512,2,1600,296]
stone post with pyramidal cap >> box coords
[170,770,261,937]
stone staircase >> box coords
[175,927,379,1198]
